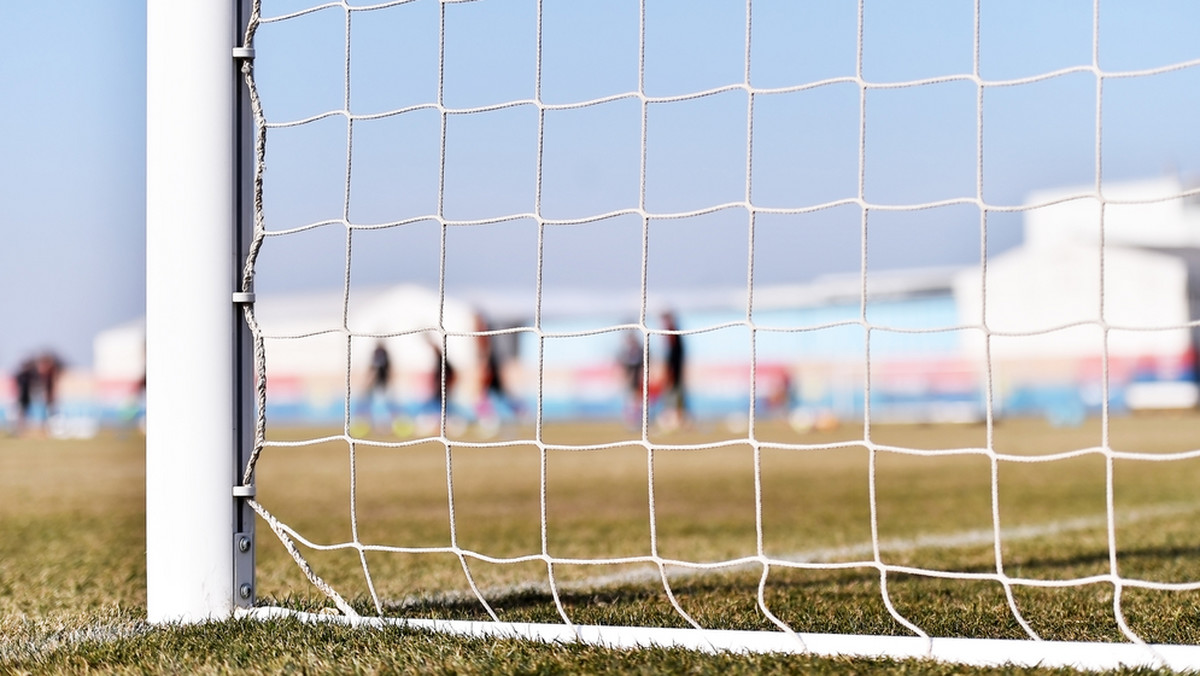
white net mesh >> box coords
[235,0,1200,666]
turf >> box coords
[3,414,1200,674]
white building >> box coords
[94,176,1200,423]
[954,175,1200,409]
[93,284,486,421]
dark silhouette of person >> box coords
[619,331,645,425]
[10,351,61,436]
[411,332,466,437]
[660,312,688,427]
[13,358,37,435]
[361,340,397,429]
[35,351,62,420]
[427,334,455,410]
[475,316,523,422]
[369,341,391,401]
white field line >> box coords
[243,505,1200,673]
[19,505,1187,664]
[0,618,150,663]
[240,606,1200,672]
[381,502,1199,610]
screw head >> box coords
[238,537,251,553]
[239,583,253,599]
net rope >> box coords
[234,0,1200,663]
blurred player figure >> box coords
[121,371,147,437]
[12,358,37,436]
[356,340,407,436]
[618,330,645,427]
[427,334,455,408]
[416,333,464,436]
[10,351,62,437]
[35,351,63,422]
[658,311,688,430]
[368,341,392,406]
[474,316,523,435]
[762,368,794,417]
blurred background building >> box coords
[7,175,1199,434]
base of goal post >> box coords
[237,607,1200,671]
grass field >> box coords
[4,414,1200,673]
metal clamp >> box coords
[232,484,256,498]
[234,531,255,606]
[232,46,256,61]
[232,291,256,305]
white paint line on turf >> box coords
[382,501,1200,609]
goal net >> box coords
[224,0,1200,669]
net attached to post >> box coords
[232,0,1200,670]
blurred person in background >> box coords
[657,311,688,429]
[474,315,524,429]
[619,330,645,427]
[35,351,63,422]
[9,351,62,437]
[12,358,37,436]
[360,340,400,433]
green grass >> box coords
[4,414,1200,673]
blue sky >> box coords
[2,1,1199,371]
[1,3,145,372]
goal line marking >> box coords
[368,501,1197,610]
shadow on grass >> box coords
[249,539,1200,645]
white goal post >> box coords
[145,0,256,622]
[145,0,1200,671]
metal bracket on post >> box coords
[232,46,256,61]
[233,484,256,606]
[234,530,254,605]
